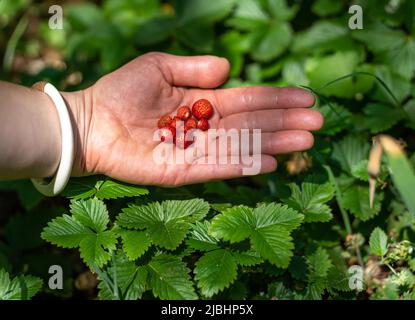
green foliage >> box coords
[0,269,42,300]
[2,0,415,301]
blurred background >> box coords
[1,0,415,299]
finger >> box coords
[220,130,315,155]
[219,108,324,132]
[183,129,314,161]
[214,86,315,117]
[178,155,277,185]
[149,52,230,88]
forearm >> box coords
[0,81,61,179]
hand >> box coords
[63,52,322,186]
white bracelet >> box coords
[31,82,74,196]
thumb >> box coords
[149,52,230,88]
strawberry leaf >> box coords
[194,249,238,297]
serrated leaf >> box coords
[175,0,235,26]
[63,177,148,200]
[305,247,332,299]
[70,198,109,232]
[210,203,302,268]
[226,0,269,30]
[194,249,237,297]
[117,199,209,250]
[0,269,43,300]
[186,221,219,251]
[232,250,263,267]
[41,214,93,248]
[250,21,292,62]
[314,103,352,136]
[283,175,334,223]
[118,229,151,261]
[251,226,294,268]
[363,103,404,133]
[332,136,370,173]
[79,231,117,268]
[293,21,348,53]
[369,227,388,257]
[343,186,383,221]
[311,0,343,17]
[95,180,149,200]
[306,51,374,98]
[209,206,254,243]
[147,254,197,300]
[98,253,147,300]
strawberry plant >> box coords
[2,0,415,301]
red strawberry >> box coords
[158,126,175,143]
[185,118,198,131]
[170,116,183,130]
[197,118,209,131]
[157,115,172,128]
[175,130,193,149]
[192,99,214,119]
[177,106,191,120]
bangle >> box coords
[31,82,74,196]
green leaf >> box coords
[369,227,388,257]
[382,38,415,80]
[70,198,109,233]
[293,21,348,53]
[283,175,335,222]
[186,221,219,251]
[147,254,197,300]
[311,0,343,16]
[118,229,151,261]
[0,269,43,300]
[63,177,149,200]
[226,0,269,30]
[175,0,235,26]
[305,247,332,299]
[232,250,263,267]
[194,249,238,297]
[210,203,302,268]
[117,199,209,250]
[306,51,374,98]
[313,103,352,136]
[95,180,149,200]
[79,231,117,268]
[363,103,404,133]
[209,206,254,243]
[41,214,93,248]
[266,0,298,21]
[250,226,294,269]
[250,21,292,62]
[98,253,147,300]
[332,136,370,173]
[343,186,384,221]
[353,22,406,53]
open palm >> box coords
[78,53,322,186]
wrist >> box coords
[60,88,94,177]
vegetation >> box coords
[1,0,415,300]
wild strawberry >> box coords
[177,106,191,120]
[158,126,175,143]
[157,115,172,128]
[175,130,193,149]
[192,99,214,119]
[197,118,209,131]
[184,118,198,131]
[170,116,183,130]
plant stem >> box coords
[323,165,352,235]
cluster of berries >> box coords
[157,99,214,149]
